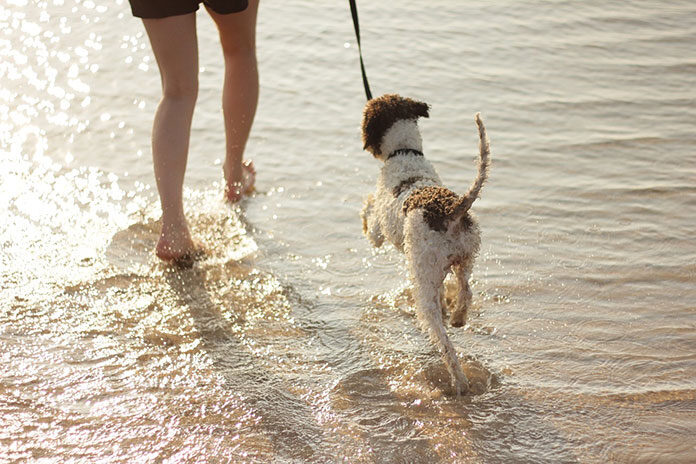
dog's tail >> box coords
[449,113,490,221]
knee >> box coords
[221,39,256,62]
[162,76,199,102]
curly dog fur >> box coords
[360,94,490,395]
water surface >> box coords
[1,0,695,462]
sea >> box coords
[1,0,695,462]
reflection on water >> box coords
[2,0,696,462]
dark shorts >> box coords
[129,0,248,19]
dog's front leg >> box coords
[361,194,385,247]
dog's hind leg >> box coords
[407,248,469,395]
[450,259,473,328]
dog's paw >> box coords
[449,309,467,328]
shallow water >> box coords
[2,0,695,462]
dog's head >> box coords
[361,94,430,160]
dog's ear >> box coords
[362,94,430,156]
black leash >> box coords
[349,0,373,101]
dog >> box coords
[360,94,490,395]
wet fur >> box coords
[360,94,490,395]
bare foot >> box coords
[156,223,204,268]
[224,159,256,203]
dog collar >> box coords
[386,148,424,160]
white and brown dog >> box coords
[360,94,490,395]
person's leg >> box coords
[142,13,199,260]
[207,1,259,202]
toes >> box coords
[225,185,243,203]
[243,159,256,174]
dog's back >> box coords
[372,154,441,250]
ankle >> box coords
[223,156,243,178]
[161,215,189,236]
